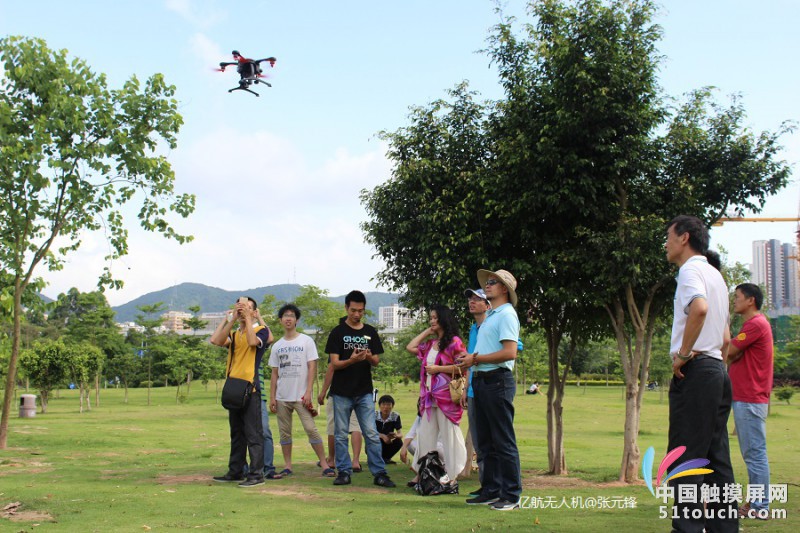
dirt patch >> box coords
[99,470,130,480]
[156,474,210,484]
[137,449,176,455]
[1,502,55,523]
[257,488,319,500]
[0,458,53,477]
[522,474,634,489]
[7,510,55,523]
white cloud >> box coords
[165,0,225,30]
[190,32,224,70]
[41,129,393,307]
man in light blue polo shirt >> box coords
[458,269,521,511]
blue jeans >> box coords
[261,399,277,474]
[332,393,386,476]
[733,401,770,511]
[473,369,521,502]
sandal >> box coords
[265,471,284,480]
[279,468,293,476]
[322,468,336,477]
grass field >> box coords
[1,384,797,532]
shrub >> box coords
[774,386,796,405]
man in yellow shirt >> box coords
[210,297,272,487]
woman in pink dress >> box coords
[405,304,467,487]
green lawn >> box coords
[1,385,797,532]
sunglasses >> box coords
[485,279,502,286]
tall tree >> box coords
[0,36,195,448]
[362,0,792,481]
[135,302,166,406]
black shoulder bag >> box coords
[221,332,255,410]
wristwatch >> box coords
[671,350,692,361]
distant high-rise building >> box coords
[378,303,416,330]
[751,239,799,315]
[161,310,193,332]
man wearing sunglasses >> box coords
[457,269,521,511]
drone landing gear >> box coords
[229,86,260,97]
[228,76,272,97]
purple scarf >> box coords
[417,336,465,424]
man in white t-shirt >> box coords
[268,304,335,477]
[665,215,737,533]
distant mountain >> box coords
[38,293,54,304]
[111,282,400,323]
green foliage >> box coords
[0,35,195,446]
[774,386,795,405]
[362,82,493,311]
[361,0,792,479]
[182,305,208,336]
[19,339,103,412]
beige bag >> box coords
[449,366,467,404]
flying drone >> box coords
[216,50,276,97]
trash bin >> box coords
[19,394,37,418]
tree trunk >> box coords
[41,390,49,414]
[95,374,100,407]
[85,383,92,411]
[545,331,572,475]
[79,383,85,414]
[0,280,24,449]
[123,381,129,404]
[608,286,660,483]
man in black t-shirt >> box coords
[325,290,395,488]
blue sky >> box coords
[2,1,798,306]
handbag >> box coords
[449,366,467,404]
[220,332,254,410]
[221,377,253,410]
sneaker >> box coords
[333,472,351,485]
[466,493,500,505]
[739,505,770,520]
[213,473,244,483]
[238,477,265,488]
[468,487,483,497]
[374,473,396,488]
[491,499,521,511]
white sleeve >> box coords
[678,264,707,315]
[267,343,279,368]
[405,416,421,440]
[306,335,319,362]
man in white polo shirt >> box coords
[665,215,738,533]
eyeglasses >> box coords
[468,296,486,302]
[485,279,502,286]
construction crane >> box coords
[713,216,800,268]
[713,217,800,225]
